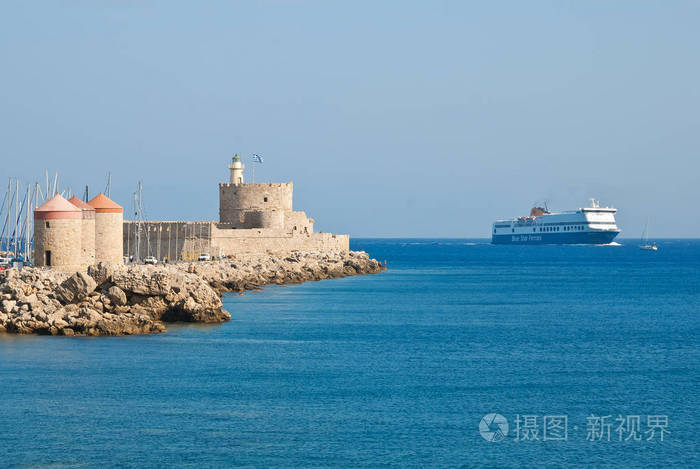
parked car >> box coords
[197,253,211,261]
[144,256,158,265]
[0,257,11,271]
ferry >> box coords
[492,199,620,245]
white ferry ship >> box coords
[492,199,620,245]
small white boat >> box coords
[639,218,658,251]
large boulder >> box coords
[19,293,40,310]
[111,268,170,296]
[55,272,97,304]
[1,299,16,314]
[87,262,122,287]
[161,270,228,323]
[107,286,127,306]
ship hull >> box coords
[491,230,619,245]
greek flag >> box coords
[252,154,263,164]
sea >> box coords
[1,239,698,468]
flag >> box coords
[252,154,264,164]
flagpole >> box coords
[251,154,263,184]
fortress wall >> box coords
[211,210,286,230]
[124,221,213,261]
[219,183,293,224]
[246,210,285,229]
[210,225,348,255]
[284,211,314,234]
[124,221,348,260]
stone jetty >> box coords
[0,250,384,336]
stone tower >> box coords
[69,196,96,267]
[33,194,83,271]
[219,156,295,229]
[229,154,244,185]
[88,193,123,264]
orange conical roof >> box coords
[69,196,95,211]
[88,193,123,213]
[34,194,82,220]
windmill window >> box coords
[264,197,268,202]
[45,221,50,228]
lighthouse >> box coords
[229,154,244,185]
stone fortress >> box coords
[33,193,124,271]
[124,155,349,260]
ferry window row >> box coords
[535,225,585,232]
[497,225,586,233]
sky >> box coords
[1,1,698,237]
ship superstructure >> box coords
[491,199,620,245]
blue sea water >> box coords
[1,239,698,468]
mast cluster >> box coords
[0,170,113,264]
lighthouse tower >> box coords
[229,154,244,185]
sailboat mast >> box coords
[24,184,30,261]
[642,217,649,244]
[14,178,19,257]
[4,179,9,252]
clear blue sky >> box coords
[1,1,698,237]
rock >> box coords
[1,299,16,314]
[48,313,69,329]
[107,286,127,306]
[112,269,170,295]
[20,293,39,309]
[87,262,121,287]
[56,272,97,304]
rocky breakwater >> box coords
[0,263,227,336]
[183,250,385,294]
[0,250,384,336]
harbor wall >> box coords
[123,221,348,261]
[210,226,348,256]
[284,211,314,234]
